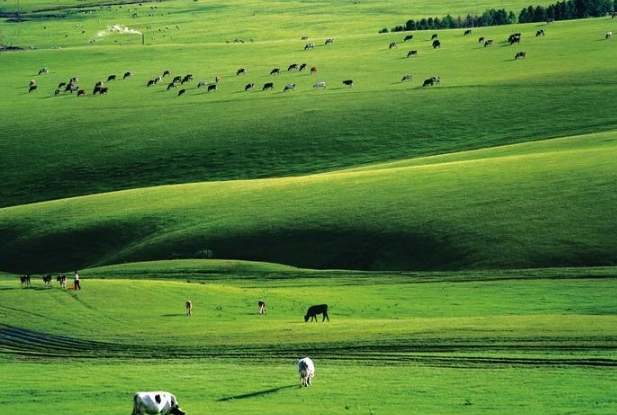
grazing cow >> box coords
[38,67,49,75]
[54,89,60,96]
[207,84,217,92]
[57,275,67,289]
[245,82,255,91]
[299,63,307,71]
[197,80,208,88]
[20,275,31,288]
[167,82,178,90]
[432,39,441,49]
[58,82,67,89]
[288,63,298,71]
[64,83,74,92]
[304,42,315,50]
[389,41,397,49]
[77,89,86,96]
[606,31,613,40]
[178,89,186,96]
[215,76,221,84]
[147,79,155,87]
[342,79,353,87]
[310,66,317,74]
[70,77,79,83]
[484,39,494,47]
[478,36,485,43]
[298,357,315,387]
[301,35,309,40]
[43,275,52,288]
[107,74,116,82]
[154,75,163,84]
[407,50,417,57]
[181,74,192,84]
[464,29,472,36]
[284,83,295,92]
[123,72,133,79]
[29,85,37,93]
[431,34,438,40]
[270,68,281,75]
[29,79,36,87]
[515,51,527,59]
[508,33,521,45]
[258,300,266,315]
[100,87,109,94]
[186,301,193,316]
[304,304,329,322]
[237,67,246,76]
[131,392,185,415]
[536,29,545,37]
[95,81,104,88]
[401,74,412,82]
[172,75,182,83]
[263,82,274,91]
[163,70,171,77]
[422,76,440,87]
[325,38,334,45]
[93,85,102,95]
[313,81,326,88]
[404,34,414,41]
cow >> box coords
[478,36,485,43]
[29,79,36,87]
[147,79,155,87]
[131,392,185,415]
[163,70,171,77]
[389,41,397,49]
[236,67,246,76]
[95,81,104,88]
[299,63,307,71]
[38,67,49,75]
[284,83,295,91]
[258,300,266,315]
[304,42,315,50]
[77,89,86,96]
[215,76,221,84]
[64,83,74,92]
[154,75,163,84]
[325,38,334,45]
[107,74,116,82]
[263,82,274,91]
[536,29,545,37]
[508,33,521,45]
[207,84,217,92]
[178,89,186,96]
[401,74,412,82]
[404,34,414,41]
[58,82,67,89]
[29,85,37,93]
[43,275,52,288]
[432,39,441,49]
[57,275,67,289]
[547,17,555,23]
[288,63,298,71]
[431,34,438,40]
[93,85,102,95]
[100,87,109,94]
[301,36,309,40]
[310,66,317,74]
[270,68,281,75]
[181,74,193,84]
[342,79,353,87]
[70,77,79,83]
[422,76,440,87]
[484,39,494,47]
[606,31,613,40]
[54,89,60,96]
[186,301,193,316]
[20,275,31,288]
[304,304,329,322]
[172,75,182,83]
[123,72,133,79]
[515,51,527,59]
[245,82,255,91]
[197,80,208,88]
[464,29,472,36]
[313,81,326,88]
[407,50,417,57]
[167,82,178,90]
[297,357,315,387]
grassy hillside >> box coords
[1,130,616,272]
[1,17,616,207]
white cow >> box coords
[313,81,326,89]
[131,392,185,415]
[297,357,315,387]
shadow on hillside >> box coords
[218,384,297,401]
[161,314,185,317]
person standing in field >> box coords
[74,271,81,290]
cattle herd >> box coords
[19,274,67,288]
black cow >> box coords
[404,34,414,41]
[464,29,472,36]
[237,68,246,75]
[288,63,298,71]
[432,39,441,49]
[263,82,274,91]
[100,87,109,94]
[536,29,545,37]
[478,36,485,43]
[325,38,334,45]
[147,79,155,87]
[245,82,255,91]
[389,42,397,49]
[43,275,52,288]
[20,275,31,288]
[299,63,307,71]
[181,74,193,84]
[342,79,353,87]
[207,84,217,92]
[93,85,102,95]
[422,76,440,87]
[407,50,417,57]
[270,68,281,75]
[54,89,60,96]
[29,85,37,93]
[484,39,494,47]
[123,71,133,79]
[172,75,182,83]
[431,34,438,40]
[515,51,527,59]
[178,89,186,96]
[163,70,171,77]
[304,304,329,322]
[107,74,116,81]
[58,82,67,89]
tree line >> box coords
[382,0,616,32]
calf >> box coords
[407,50,417,57]
[58,82,67,89]
[131,392,185,415]
[207,84,217,92]
[342,79,353,87]
[304,304,329,322]
[310,66,317,74]
[263,82,274,91]
[484,39,494,47]
[43,275,52,288]
[147,79,155,87]
[77,89,86,96]
[20,275,31,288]
[297,357,315,387]
[124,72,133,79]
[54,89,60,96]
[325,38,334,45]
[100,87,109,94]
[245,82,255,91]
[606,31,613,40]
[38,67,49,75]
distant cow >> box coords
[147,79,155,87]
[313,81,326,88]
[342,79,353,87]
[29,85,37,93]
[547,17,555,23]
[478,36,485,43]
[283,83,295,91]
[432,39,441,48]
[606,31,613,40]
[258,300,266,315]
[29,79,36,87]
[404,34,414,41]
[325,38,334,45]
[302,35,309,40]
[401,74,412,82]
[407,50,417,57]
[237,68,246,75]
[536,29,545,37]
[298,357,315,387]
[197,80,208,88]
[20,275,31,288]
[288,63,298,71]
[77,89,86,96]
[43,275,52,288]
[186,301,193,316]
[422,76,440,87]
[162,70,171,77]
[107,74,116,82]
[58,82,67,89]
[172,75,182,83]
[270,68,281,75]
[389,41,397,49]
[154,76,163,84]
[515,51,527,59]
[245,82,255,91]
[131,392,185,415]
[484,39,494,47]
[54,89,60,96]
[207,84,217,92]
[304,304,329,322]
[431,34,438,40]
[95,81,104,88]
[263,82,274,91]
[304,43,315,50]
[181,74,193,84]
[310,66,317,74]
[100,87,109,94]
[299,63,307,71]
[123,72,133,79]
[464,29,472,36]
[57,275,67,289]
[38,67,49,75]
[167,82,178,90]
[508,33,521,45]
[178,89,186,96]
[93,85,102,94]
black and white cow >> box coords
[297,357,315,387]
[20,275,31,288]
[57,275,67,289]
[245,82,255,91]
[43,275,52,287]
[263,82,274,91]
[284,83,295,91]
[131,392,185,415]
